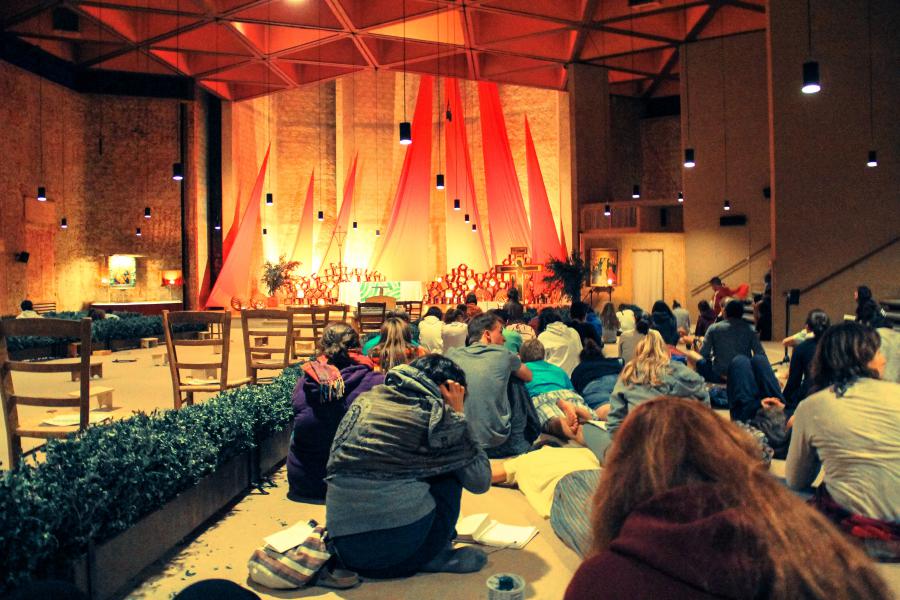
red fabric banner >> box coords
[444,78,490,273]
[206,145,270,308]
[290,170,315,274]
[318,153,359,273]
[371,76,433,281]
[222,189,243,261]
[478,82,532,263]
[525,116,563,264]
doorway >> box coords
[632,249,664,312]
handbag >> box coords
[248,521,355,590]
[750,405,790,460]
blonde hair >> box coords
[619,329,670,386]
[371,317,415,372]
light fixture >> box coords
[266,193,273,206]
[136,227,142,236]
[60,217,68,229]
[867,150,878,167]
[453,198,461,211]
[214,221,221,231]
[262,227,268,235]
[172,162,183,181]
[352,221,358,229]
[144,207,151,219]
[604,203,611,217]
[37,186,46,202]
[472,223,477,232]
[802,61,821,94]
[684,148,696,168]
[464,213,470,223]
[317,210,324,221]
[723,199,731,211]
[632,185,640,199]
[446,106,452,121]
[399,121,412,145]
[375,228,381,237]
[677,191,684,203]
[436,174,445,190]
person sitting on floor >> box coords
[697,299,767,383]
[855,285,890,329]
[614,303,635,333]
[325,355,491,578]
[369,317,427,371]
[464,293,483,322]
[417,306,444,353]
[650,300,680,346]
[693,299,718,338]
[441,308,468,352]
[502,287,523,320]
[618,315,649,364]
[489,308,522,354]
[287,323,384,501]
[786,323,900,555]
[567,301,603,348]
[781,309,830,417]
[362,310,419,355]
[15,300,42,319]
[446,313,534,458]
[570,339,623,419]
[564,396,889,600]
[504,298,537,344]
[537,308,583,376]
[672,300,691,337]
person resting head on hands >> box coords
[325,354,492,579]
[565,396,889,600]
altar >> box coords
[337,281,424,306]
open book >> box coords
[264,521,315,553]
[455,513,538,549]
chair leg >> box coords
[174,391,183,410]
[186,391,194,406]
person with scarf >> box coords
[325,356,491,578]
[287,323,383,501]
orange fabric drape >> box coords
[371,77,433,281]
[478,82,531,263]
[206,145,269,308]
[290,170,315,275]
[525,116,563,264]
[444,78,490,273]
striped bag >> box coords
[248,523,332,589]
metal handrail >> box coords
[798,236,898,296]
[690,244,771,296]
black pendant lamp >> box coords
[376,228,381,237]
[60,217,68,229]
[436,174,445,190]
[632,185,640,199]
[136,227,142,237]
[471,223,477,232]
[266,193,274,206]
[464,213,470,223]
[604,203,611,217]
[37,186,47,202]
[683,148,696,168]
[723,199,731,211]
[172,162,184,181]
[262,227,268,235]
[802,61,821,94]
[867,150,878,168]
[144,207,151,219]
[677,192,684,203]
[214,221,222,231]
[453,198,461,211]
[317,210,324,221]
[399,122,412,145]
[352,221,358,229]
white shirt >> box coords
[16,310,42,319]
[418,315,444,353]
[441,322,468,352]
[537,322,583,376]
[616,309,635,332]
[786,378,900,521]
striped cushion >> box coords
[550,469,602,558]
[247,525,331,589]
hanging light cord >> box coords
[720,20,728,198]
[867,0,874,142]
[806,0,813,57]
[403,0,407,121]
[682,0,690,142]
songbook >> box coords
[264,521,315,553]
[455,513,538,549]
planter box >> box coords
[9,345,58,360]
[258,425,292,476]
[74,451,250,600]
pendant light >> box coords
[376,228,381,237]
[266,193,273,206]
[801,0,821,94]
[604,203,611,217]
[262,227,268,235]
[867,151,878,168]
[136,227,142,237]
[37,187,47,202]
[682,1,696,169]
[453,198,461,211]
[865,0,877,167]
[398,0,411,145]
[464,213,470,223]
[632,185,640,199]
[144,207,151,219]
[214,221,222,231]
[172,0,184,179]
[317,210,324,221]
[683,148,696,168]
[352,221,358,229]
[720,23,731,213]
[677,191,684,203]
[172,163,184,181]
[436,174,445,190]
[434,12,444,190]
[60,217,68,229]
[471,223,477,232]
[723,200,731,211]
[37,63,46,201]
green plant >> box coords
[261,256,300,297]
[0,368,299,592]
[543,252,590,302]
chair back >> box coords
[0,317,93,466]
[357,302,387,336]
[240,309,294,384]
[287,306,320,361]
[162,310,233,409]
[396,300,423,321]
[324,304,349,325]
[366,295,397,310]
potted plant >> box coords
[261,256,300,307]
[543,251,590,303]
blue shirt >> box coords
[524,360,573,397]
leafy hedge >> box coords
[0,367,299,592]
[6,312,205,353]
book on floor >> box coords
[264,521,314,553]
[455,513,539,549]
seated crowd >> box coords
[282,284,898,594]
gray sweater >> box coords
[700,318,765,380]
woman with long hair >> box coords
[599,302,619,344]
[565,397,888,599]
[650,300,679,346]
[287,323,384,501]
[855,285,889,328]
[694,299,717,337]
[787,323,900,538]
[370,317,426,372]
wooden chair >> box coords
[366,295,397,310]
[357,302,388,337]
[0,317,93,467]
[162,310,250,409]
[240,309,295,384]
[324,304,349,325]
[396,300,423,321]
[288,306,320,361]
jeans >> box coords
[695,358,724,383]
[330,474,462,579]
[727,354,784,423]
[581,422,613,463]
[581,376,618,411]
[486,379,539,458]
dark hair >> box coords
[570,301,589,321]
[386,309,410,323]
[537,308,561,334]
[806,309,831,338]
[455,303,468,315]
[443,308,460,324]
[319,323,361,369]
[651,300,673,316]
[811,322,881,397]
[20,300,33,311]
[698,300,713,314]
[520,338,545,362]
[409,354,467,390]
[724,299,744,320]
[672,300,682,309]
[507,287,520,303]
[580,337,605,361]
[424,306,443,320]
[710,277,723,286]
[489,308,509,323]
[466,293,478,305]
[856,285,873,305]
[635,315,652,335]
[87,308,107,321]
[505,300,525,322]
[467,313,502,345]
[856,300,884,326]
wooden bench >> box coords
[68,341,82,358]
[68,386,114,410]
[152,352,169,366]
[140,337,159,349]
[69,358,104,381]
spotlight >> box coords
[802,61,821,94]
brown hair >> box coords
[519,338,545,363]
[371,317,415,372]
[590,397,888,599]
[811,322,881,397]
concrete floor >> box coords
[3,335,899,599]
